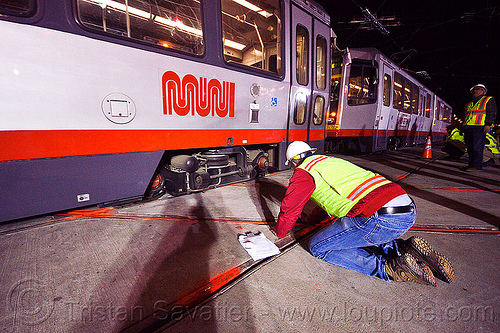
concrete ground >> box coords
[1,144,499,333]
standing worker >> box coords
[460,84,497,171]
[273,141,454,286]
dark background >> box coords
[318,0,499,122]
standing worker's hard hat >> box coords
[470,84,487,94]
[285,141,317,165]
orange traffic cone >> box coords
[422,135,432,159]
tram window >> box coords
[440,103,446,120]
[443,106,450,121]
[296,25,309,85]
[0,0,35,16]
[383,74,391,106]
[426,93,431,117]
[313,96,324,125]
[347,63,377,105]
[77,0,204,55]
[316,36,327,90]
[294,92,307,125]
[221,0,282,75]
[411,84,419,114]
[393,72,403,109]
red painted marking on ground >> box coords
[116,215,272,225]
[420,188,500,192]
[410,227,500,233]
[60,207,116,220]
[175,266,242,307]
[58,210,277,225]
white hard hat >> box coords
[285,141,317,165]
[470,84,487,94]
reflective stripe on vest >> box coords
[347,175,387,201]
[465,96,492,126]
[302,155,329,171]
[298,155,392,217]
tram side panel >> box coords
[431,97,452,142]
[1,0,323,222]
[0,32,289,221]
[326,48,453,153]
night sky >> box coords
[318,0,499,122]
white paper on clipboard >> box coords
[238,232,280,261]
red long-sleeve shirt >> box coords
[276,168,315,238]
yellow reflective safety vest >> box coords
[446,128,466,152]
[465,96,493,126]
[297,155,391,218]
[485,133,500,154]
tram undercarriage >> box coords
[146,146,270,199]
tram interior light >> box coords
[84,0,204,37]
[223,39,246,50]
[85,0,253,50]
[232,0,272,18]
[154,15,203,37]
[92,0,151,19]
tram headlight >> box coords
[327,111,337,125]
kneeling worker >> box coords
[274,141,454,285]
[442,125,466,159]
[483,132,500,167]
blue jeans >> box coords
[309,209,416,281]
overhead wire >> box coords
[344,0,403,50]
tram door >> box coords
[288,4,329,153]
[374,63,394,151]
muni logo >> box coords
[162,71,235,118]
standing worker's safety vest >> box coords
[485,133,500,154]
[465,96,493,126]
[298,155,391,218]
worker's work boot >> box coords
[384,253,436,286]
[398,236,455,283]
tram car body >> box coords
[326,47,452,153]
[0,0,332,222]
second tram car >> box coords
[0,0,332,222]
[326,47,452,153]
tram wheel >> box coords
[145,167,168,199]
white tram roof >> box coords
[292,0,330,25]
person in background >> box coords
[273,141,455,286]
[491,125,500,142]
[442,125,466,159]
[482,131,500,167]
[460,84,497,172]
